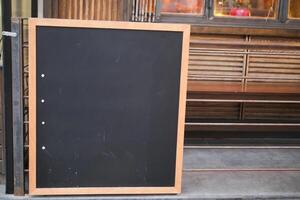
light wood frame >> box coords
[29,18,190,196]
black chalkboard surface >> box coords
[29,19,190,195]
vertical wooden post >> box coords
[11,18,24,196]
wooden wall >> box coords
[43,0,131,21]
[186,34,300,134]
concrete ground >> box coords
[1,147,300,199]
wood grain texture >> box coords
[45,0,129,21]
[28,19,37,195]
[44,0,156,22]
[52,0,59,18]
[186,33,300,132]
[58,0,67,18]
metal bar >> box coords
[141,0,145,21]
[37,0,44,18]
[152,0,157,22]
[2,31,17,37]
[139,0,143,21]
[131,0,136,21]
[186,99,300,104]
[184,146,300,149]
[191,40,300,50]
[2,0,14,194]
[184,168,300,172]
[185,123,300,126]
[11,18,24,196]
[240,37,249,120]
[138,0,142,21]
[189,49,300,56]
[135,0,139,21]
[188,75,300,81]
[143,0,148,21]
[31,0,38,17]
[148,0,152,22]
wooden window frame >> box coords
[158,0,300,30]
[285,0,300,26]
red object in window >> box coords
[230,8,250,16]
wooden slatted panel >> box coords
[187,34,300,132]
[189,34,246,84]
[248,54,300,80]
[250,36,300,47]
[248,36,300,81]
[244,103,300,122]
[188,34,244,127]
[43,0,130,21]
[189,52,245,77]
[186,102,240,121]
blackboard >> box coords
[29,18,190,195]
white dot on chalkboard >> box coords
[42,146,46,150]
[41,121,46,125]
[41,99,45,103]
[41,74,45,78]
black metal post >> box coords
[279,0,288,23]
[2,0,13,194]
[31,0,38,17]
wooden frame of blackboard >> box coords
[28,18,190,195]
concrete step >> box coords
[2,171,300,199]
[184,147,300,170]
[2,148,300,199]
[181,171,300,199]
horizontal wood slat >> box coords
[248,54,300,81]
[189,34,246,86]
[186,102,240,121]
[244,103,300,121]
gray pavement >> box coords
[1,148,300,199]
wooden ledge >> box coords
[187,80,300,94]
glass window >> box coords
[161,0,205,15]
[289,0,300,19]
[214,0,278,18]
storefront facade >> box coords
[1,0,300,196]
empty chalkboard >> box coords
[29,18,190,195]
